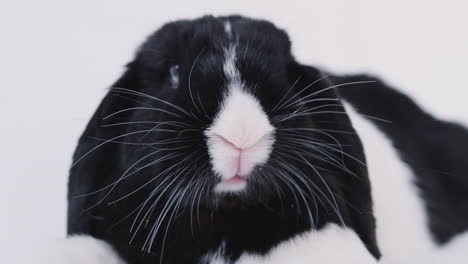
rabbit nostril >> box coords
[214,132,273,152]
[215,134,244,151]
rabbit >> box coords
[63,15,379,264]
[45,15,467,264]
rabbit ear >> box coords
[328,73,382,259]
[68,63,140,234]
[335,124,381,259]
[288,64,381,259]
[71,62,143,167]
[98,63,142,123]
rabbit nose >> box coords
[209,131,274,193]
[205,86,275,192]
[215,133,263,177]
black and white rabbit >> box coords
[35,15,468,264]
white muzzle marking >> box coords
[205,42,275,193]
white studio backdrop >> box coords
[1,0,467,262]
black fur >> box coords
[337,75,468,245]
[68,15,380,263]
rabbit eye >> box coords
[169,65,179,89]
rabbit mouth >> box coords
[215,175,248,192]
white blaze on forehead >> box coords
[223,44,240,84]
[205,43,275,186]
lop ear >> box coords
[67,63,140,234]
[75,62,140,142]
[327,73,381,259]
[287,64,381,259]
[334,121,381,259]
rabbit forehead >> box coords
[136,16,291,68]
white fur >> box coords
[236,224,377,264]
[30,228,372,264]
[344,103,468,263]
[205,44,274,192]
[22,235,125,264]
[201,241,229,264]
[224,21,232,38]
[215,177,248,192]
[222,44,240,85]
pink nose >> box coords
[217,134,245,151]
[216,134,246,175]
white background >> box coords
[1,0,467,262]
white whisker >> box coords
[110,87,192,117]
[103,106,181,120]
[275,74,331,112]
